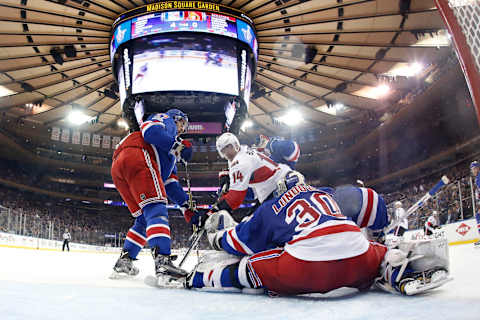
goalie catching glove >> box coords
[204,210,238,251]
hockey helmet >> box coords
[394,201,402,208]
[216,132,240,159]
[470,160,479,170]
[166,108,189,134]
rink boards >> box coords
[0,218,478,253]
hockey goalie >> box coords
[186,172,452,296]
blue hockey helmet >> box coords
[166,108,189,134]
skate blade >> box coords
[404,277,453,296]
[144,275,184,288]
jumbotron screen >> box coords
[131,34,239,96]
[110,1,257,131]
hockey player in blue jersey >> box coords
[330,185,390,242]
[471,160,480,247]
[110,101,198,284]
[186,172,451,296]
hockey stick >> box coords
[384,175,450,234]
[179,228,205,268]
[182,160,194,210]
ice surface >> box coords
[0,244,479,320]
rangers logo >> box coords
[456,223,471,236]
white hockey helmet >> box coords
[394,201,402,208]
[432,210,439,216]
[216,132,240,159]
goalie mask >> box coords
[275,171,305,197]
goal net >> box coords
[435,0,480,122]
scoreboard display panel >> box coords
[130,11,237,39]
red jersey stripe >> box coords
[360,189,374,228]
[250,166,279,184]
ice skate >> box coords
[109,250,139,279]
[148,248,187,288]
[474,240,480,248]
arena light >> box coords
[372,84,390,98]
[117,118,129,130]
[67,110,93,125]
[385,62,424,78]
[0,85,16,97]
[276,109,304,126]
[240,119,253,132]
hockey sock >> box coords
[143,203,171,255]
[124,215,147,259]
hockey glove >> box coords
[180,202,201,226]
[218,170,230,196]
[204,210,238,251]
[180,139,193,162]
[171,137,184,161]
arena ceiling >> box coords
[0,0,451,137]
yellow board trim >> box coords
[449,238,479,246]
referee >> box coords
[62,229,71,252]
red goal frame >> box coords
[435,0,480,125]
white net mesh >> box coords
[448,0,480,74]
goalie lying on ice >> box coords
[186,182,452,296]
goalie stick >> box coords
[384,175,450,234]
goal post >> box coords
[434,0,480,125]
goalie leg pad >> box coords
[376,238,452,295]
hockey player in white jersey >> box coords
[213,132,291,214]
[424,210,440,236]
[393,201,408,237]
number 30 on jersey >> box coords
[285,193,345,231]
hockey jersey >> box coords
[425,215,438,233]
[219,184,369,261]
[221,146,291,210]
[116,113,188,206]
[331,186,388,231]
[394,207,408,229]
